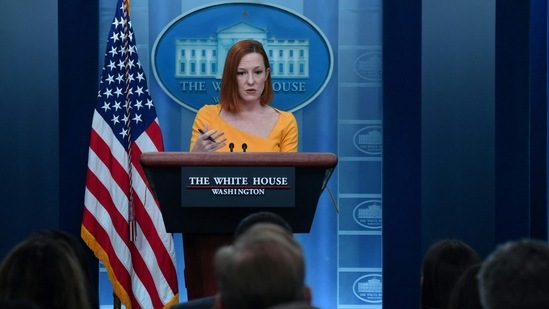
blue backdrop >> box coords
[1,1,545,309]
[98,1,382,308]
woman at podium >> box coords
[190,39,298,153]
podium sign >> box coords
[182,166,295,208]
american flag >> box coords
[81,0,179,308]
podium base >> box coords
[183,234,232,299]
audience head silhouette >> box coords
[233,211,293,239]
[171,211,298,309]
[214,223,310,309]
[0,230,93,309]
[478,239,549,309]
[421,239,480,309]
[447,264,482,309]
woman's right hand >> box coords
[191,125,226,152]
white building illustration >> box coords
[357,278,382,293]
[358,204,382,219]
[358,129,382,146]
[175,22,310,79]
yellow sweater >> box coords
[190,104,298,152]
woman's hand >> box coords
[191,125,226,152]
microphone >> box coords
[229,143,234,152]
[242,143,247,152]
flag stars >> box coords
[103,88,113,99]
[120,31,128,42]
[123,100,132,111]
[132,114,143,124]
[101,101,111,112]
[114,87,124,97]
[105,74,115,84]
[145,99,154,109]
[122,113,129,124]
[128,45,136,56]
[117,60,126,70]
[94,6,158,147]
[108,46,118,57]
[112,17,121,28]
[111,114,120,125]
[127,59,135,69]
[110,31,120,44]
[120,16,127,28]
[107,60,117,71]
[119,127,128,138]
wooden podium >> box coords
[140,152,338,300]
